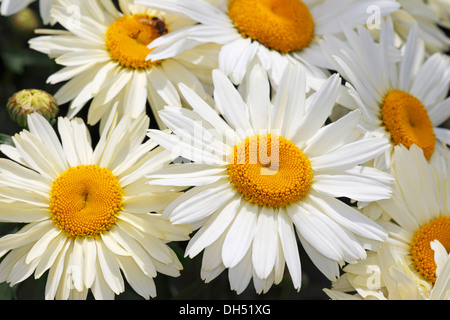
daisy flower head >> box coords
[390,0,450,53]
[147,62,393,294]
[320,18,450,170]
[135,0,400,87]
[324,144,450,300]
[0,0,56,24]
[29,0,219,129]
[0,111,191,300]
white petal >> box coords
[229,249,253,294]
[212,69,254,137]
[0,220,54,253]
[429,98,450,127]
[26,227,62,264]
[435,127,450,146]
[111,225,157,278]
[312,173,392,202]
[57,117,93,167]
[147,129,227,166]
[185,195,241,258]
[157,107,229,157]
[34,232,67,279]
[276,64,307,139]
[148,66,181,107]
[44,240,71,299]
[288,203,342,261]
[308,192,387,242]
[222,201,258,268]
[277,208,302,290]
[123,69,148,119]
[1,0,33,15]
[83,237,97,289]
[297,231,340,281]
[93,68,133,107]
[100,231,131,257]
[163,181,236,224]
[312,0,400,35]
[304,110,361,157]
[219,38,259,85]
[51,4,106,43]
[27,113,68,172]
[245,63,270,131]
[178,82,239,142]
[116,255,156,299]
[252,206,278,279]
[292,73,341,143]
[398,24,422,92]
[55,49,110,66]
[96,240,124,295]
[136,0,230,25]
[310,138,390,171]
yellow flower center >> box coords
[227,134,313,208]
[105,14,169,69]
[49,165,123,238]
[381,90,436,160]
[410,217,450,283]
[227,0,314,53]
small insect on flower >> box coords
[139,16,168,35]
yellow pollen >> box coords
[49,165,123,238]
[381,90,436,160]
[410,217,450,283]
[227,0,314,53]
[227,134,313,208]
[105,14,169,69]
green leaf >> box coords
[0,134,14,146]
[0,282,17,300]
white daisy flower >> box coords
[391,0,450,53]
[0,112,191,300]
[146,63,393,294]
[324,144,450,300]
[0,0,56,24]
[320,18,450,170]
[135,0,400,87]
[29,0,218,129]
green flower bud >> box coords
[6,89,59,128]
[8,8,40,34]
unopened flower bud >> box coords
[6,89,59,128]
[8,8,40,34]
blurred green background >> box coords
[0,2,449,301]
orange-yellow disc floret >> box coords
[49,165,123,238]
[105,14,168,69]
[410,216,450,283]
[227,134,313,208]
[381,90,436,160]
[228,0,314,53]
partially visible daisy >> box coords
[324,144,450,300]
[135,0,399,87]
[390,0,450,52]
[29,0,218,129]
[0,112,191,299]
[0,0,56,24]
[147,63,393,294]
[320,18,450,170]
[429,0,450,28]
